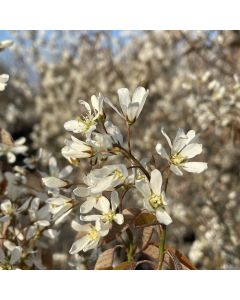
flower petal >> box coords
[110,191,120,211]
[42,177,68,188]
[80,197,96,214]
[104,97,124,119]
[181,162,208,173]
[170,164,183,176]
[156,209,172,226]
[127,102,139,122]
[114,213,124,225]
[180,143,202,159]
[69,235,90,254]
[161,128,172,149]
[117,88,131,115]
[10,246,22,265]
[150,169,162,195]
[155,143,169,160]
[135,180,151,199]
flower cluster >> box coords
[40,85,207,268]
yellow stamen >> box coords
[113,169,124,180]
[88,228,98,241]
[102,210,115,223]
[170,153,185,166]
[149,193,163,209]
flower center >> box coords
[102,210,115,223]
[88,228,98,241]
[170,153,185,166]
[149,193,163,209]
[113,169,124,180]
[76,116,96,132]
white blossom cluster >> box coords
[40,85,207,259]
[1,30,239,269]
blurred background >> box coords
[0,30,240,269]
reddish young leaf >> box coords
[142,243,159,261]
[166,246,197,270]
[95,245,124,270]
[136,226,154,252]
[113,261,136,270]
[134,212,157,227]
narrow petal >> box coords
[161,128,172,149]
[181,162,208,173]
[127,102,139,122]
[135,88,149,118]
[110,191,120,211]
[49,157,58,175]
[80,215,101,222]
[64,120,83,133]
[155,143,169,160]
[114,213,124,225]
[10,247,22,265]
[71,221,91,232]
[94,196,110,211]
[180,143,202,159]
[59,165,73,178]
[150,169,162,195]
[135,180,151,199]
[69,236,90,254]
[73,186,90,197]
[96,198,110,213]
[83,237,100,252]
[104,97,124,119]
[156,209,172,226]
[14,137,26,145]
[104,121,123,146]
[172,129,188,153]
[117,88,131,115]
[90,176,114,194]
[79,100,91,115]
[132,86,147,104]
[42,177,68,188]
[170,164,183,176]
[0,247,5,263]
[80,198,96,214]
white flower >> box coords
[42,177,69,189]
[156,128,208,176]
[46,195,73,218]
[0,74,9,91]
[61,135,94,162]
[69,221,108,254]
[74,185,110,214]
[136,169,172,226]
[0,136,28,163]
[61,133,113,164]
[80,191,124,228]
[86,164,128,194]
[64,94,104,138]
[42,156,72,192]
[104,120,123,146]
[0,245,22,269]
[104,86,149,124]
[0,198,31,222]
[0,40,13,51]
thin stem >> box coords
[127,123,132,155]
[120,188,129,212]
[158,225,167,270]
[158,168,171,269]
[114,144,150,180]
